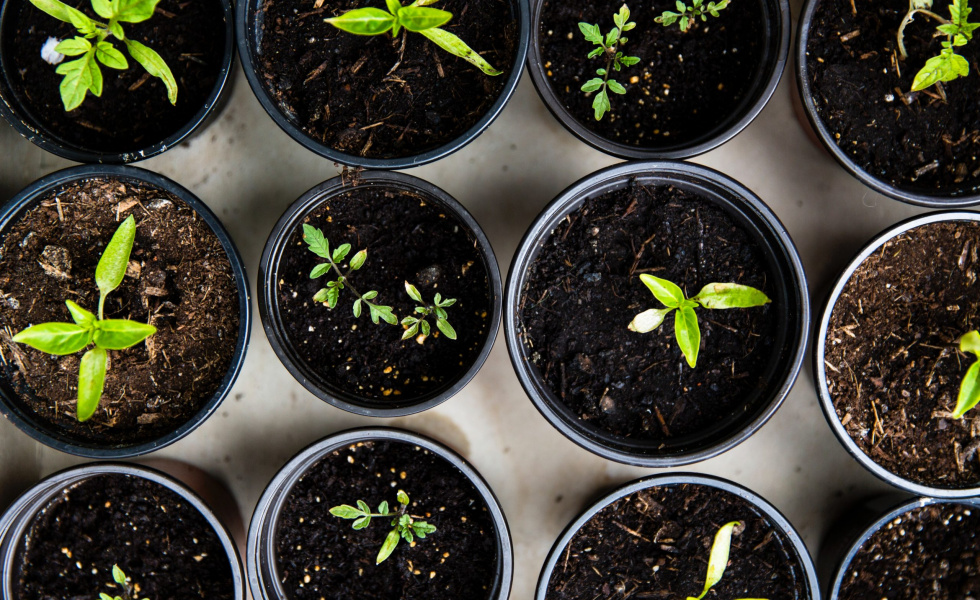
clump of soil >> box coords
[0,177,240,445]
[825,220,980,488]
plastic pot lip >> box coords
[813,210,980,497]
[0,0,236,165]
[525,0,789,160]
[0,164,252,459]
[246,426,514,600]
[535,472,820,600]
[257,170,502,417]
[234,0,530,170]
[0,462,246,600]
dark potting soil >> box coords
[520,180,777,442]
[825,221,980,488]
[276,185,491,403]
[275,440,499,600]
[837,503,980,600]
[14,473,235,600]
[256,0,518,160]
[806,0,980,195]
[2,0,226,154]
[546,483,806,600]
[0,177,240,445]
[538,0,766,148]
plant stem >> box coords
[898,9,949,57]
[323,256,379,309]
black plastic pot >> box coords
[0,165,251,458]
[505,160,809,466]
[0,0,236,164]
[526,0,789,160]
[247,427,513,600]
[258,171,501,417]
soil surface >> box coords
[806,0,980,195]
[276,184,491,404]
[546,483,807,599]
[2,0,226,154]
[825,220,980,488]
[538,0,766,149]
[14,473,235,599]
[838,503,980,599]
[0,177,240,445]
[256,0,518,160]
[520,180,777,443]
[275,439,499,600]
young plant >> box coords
[12,216,156,422]
[29,0,178,111]
[98,565,134,600]
[400,281,457,341]
[655,0,731,32]
[898,0,978,93]
[952,330,980,418]
[329,489,438,565]
[579,5,640,121]
[627,274,770,368]
[685,521,768,600]
[324,0,501,76]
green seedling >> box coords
[579,4,641,120]
[12,216,156,422]
[401,281,457,341]
[98,565,135,600]
[898,0,978,94]
[324,0,501,76]
[952,330,980,418]
[29,0,178,111]
[330,489,438,565]
[685,521,768,600]
[656,0,731,32]
[628,274,770,368]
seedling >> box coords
[330,489,438,564]
[898,0,978,93]
[655,0,731,32]
[29,0,178,111]
[628,274,770,368]
[98,565,135,600]
[685,521,768,600]
[324,0,501,76]
[401,281,457,341]
[579,5,641,120]
[12,216,157,422]
[951,330,980,418]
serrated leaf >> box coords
[96,42,128,70]
[413,521,436,537]
[96,215,136,298]
[13,322,90,355]
[349,249,367,270]
[326,7,396,35]
[329,505,363,519]
[93,320,156,350]
[377,528,401,564]
[693,283,771,309]
[55,51,100,111]
[419,27,502,75]
[436,318,456,340]
[332,243,351,263]
[65,300,96,328]
[628,308,673,333]
[303,225,330,258]
[639,274,686,307]
[124,38,177,104]
[405,281,423,303]
[578,22,603,43]
[77,347,107,422]
[581,77,605,92]
[608,79,626,94]
[370,304,397,325]
[675,307,701,368]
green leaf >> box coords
[349,249,367,270]
[434,307,447,320]
[607,79,626,94]
[697,521,739,598]
[592,88,611,120]
[326,286,340,308]
[111,0,161,23]
[675,306,701,368]
[581,77,604,92]
[65,300,96,328]
[109,20,125,39]
[954,359,980,418]
[326,7,397,35]
[621,55,640,66]
[628,308,674,333]
[377,528,401,564]
[29,0,91,25]
[362,290,379,301]
[369,304,397,325]
[961,331,980,356]
[639,274,686,307]
[419,320,431,336]
[405,281,423,303]
[67,8,99,35]
[55,36,92,57]
[680,15,691,31]
[77,347,107,422]
[353,298,362,318]
[13,322,91,355]
[96,41,129,69]
[93,319,156,350]
[96,215,137,299]
[378,500,389,514]
[419,27,502,75]
[578,22,603,44]
[413,521,436,537]
[587,46,603,59]
[311,263,332,279]
[313,288,330,303]
[92,0,113,18]
[397,490,409,505]
[100,594,114,600]
[124,38,177,104]
[55,52,100,111]
[436,318,456,340]
[352,515,371,529]
[329,505,364,519]
[397,6,452,31]
[332,243,351,263]
[693,283,771,309]
[402,321,420,340]
[112,565,126,586]
[401,527,415,543]
[605,27,620,47]
[303,225,330,258]
[357,499,371,513]
[386,0,402,14]
[614,5,629,29]
[437,296,456,307]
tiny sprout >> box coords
[330,489,438,564]
[98,565,134,600]
[952,330,980,418]
[897,0,978,94]
[579,4,641,120]
[401,281,457,342]
[656,0,731,32]
[628,274,770,368]
[685,521,768,600]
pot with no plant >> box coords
[504,161,808,466]
[247,427,513,600]
[0,165,250,458]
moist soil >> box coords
[520,180,777,443]
[825,221,980,488]
[837,503,980,600]
[538,0,765,149]
[2,0,226,154]
[256,0,518,160]
[275,439,499,600]
[806,0,980,195]
[545,483,807,599]
[0,177,240,445]
[14,473,235,599]
[276,185,491,404]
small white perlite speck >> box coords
[41,37,65,65]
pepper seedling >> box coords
[951,330,980,418]
[12,216,157,422]
[684,521,768,600]
[330,489,438,564]
[98,565,134,600]
[897,0,978,94]
[401,281,457,341]
[628,274,770,368]
[655,0,731,32]
[579,4,641,120]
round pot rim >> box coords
[246,426,514,600]
[234,0,530,170]
[535,472,820,600]
[504,160,810,466]
[0,164,252,458]
[525,0,790,160]
[0,0,236,164]
[813,210,980,497]
[258,170,502,417]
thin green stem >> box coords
[323,256,379,309]
[898,8,950,57]
[98,293,105,321]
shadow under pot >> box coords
[0,0,235,164]
[259,171,501,416]
[247,427,513,600]
[505,161,808,466]
[0,165,250,458]
[815,212,980,497]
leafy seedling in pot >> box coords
[330,489,438,564]
[401,281,457,342]
[98,565,137,600]
[579,4,641,120]
[29,0,178,111]
[12,216,157,422]
[682,521,768,600]
[324,0,501,76]
[950,330,980,418]
[656,0,731,32]
[628,274,770,368]
[898,0,978,94]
